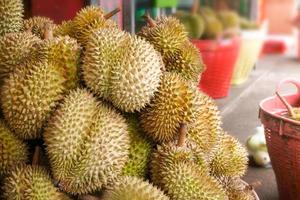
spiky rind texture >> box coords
[1,60,66,139]
[122,115,152,177]
[44,89,130,195]
[38,36,81,90]
[0,32,41,83]
[211,133,248,178]
[163,41,205,83]
[54,20,75,37]
[0,0,23,36]
[83,28,163,112]
[0,121,28,176]
[2,165,71,200]
[140,73,200,143]
[221,177,255,200]
[73,6,117,45]
[102,176,170,200]
[138,16,188,57]
[151,144,227,200]
[22,16,56,38]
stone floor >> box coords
[215,55,300,200]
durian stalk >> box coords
[177,123,187,147]
[104,7,121,20]
[78,195,100,200]
[191,0,199,15]
[143,13,157,27]
[276,91,295,117]
[43,23,54,40]
[32,146,41,165]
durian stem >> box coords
[177,123,187,147]
[78,195,101,200]
[104,7,121,19]
[276,92,295,117]
[32,146,41,165]
[43,23,54,40]
[143,12,157,27]
[191,0,199,15]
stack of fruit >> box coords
[0,0,255,199]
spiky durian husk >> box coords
[44,89,130,195]
[0,60,66,139]
[22,16,56,38]
[83,28,163,112]
[163,40,205,83]
[151,144,227,200]
[102,176,170,200]
[187,91,222,157]
[38,36,81,90]
[140,72,200,143]
[220,177,255,200]
[0,32,41,83]
[138,16,188,57]
[72,6,117,45]
[2,165,71,200]
[0,0,23,36]
[210,133,248,178]
[0,120,28,176]
[122,115,152,177]
[54,20,75,37]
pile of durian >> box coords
[0,0,255,199]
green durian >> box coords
[138,15,188,57]
[83,28,163,112]
[140,72,201,143]
[163,40,205,83]
[0,120,28,176]
[44,88,130,195]
[198,6,217,18]
[210,132,248,178]
[1,59,66,139]
[240,17,259,30]
[54,20,75,37]
[0,32,41,83]
[72,6,118,45]
[217,10,240,30]
[22,16,56,39]
[0,0,23,36]
[122,115,152,177]
[202,16,223,39]
[102,176,170,200]
[2,165,71,200]
[151,140,227,200]
[221,177,256,200]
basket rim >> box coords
[259,93,300,126]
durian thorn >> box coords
[191,0,199,15]
[25,27,33,34]
[32,146,41,165]
[276,91,295,117]
[78,195,101,200]
[43,22,54,40]
[177,123,187,147]
[104,7,121,19]
[143,12,157,27]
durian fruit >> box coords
[0,32,41,83]
[198,6,217,18]
[0,120,28,176]
[2,165,71,200]
[38,24,81,90]
[22,16,56,38]
[217,10,240,30]
[44,88,130,195]
[151,125,228,200]
[140,72,201,143]
[202,16,223,39]
[54,20,75,37]
[221,177,256,200]
[163,40,205,83]
[0,0,23,36]
[72,6,118,45]
[83,28,163,112]
[102,176,170,200]
[122,115,152,177]
[1,59,66,139]
[210,132,248,178]
[138,15,188,57]
[240,17,259,30]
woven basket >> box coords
[192,37,240,99]
[259,79,300,200]
[231,30,265,85]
